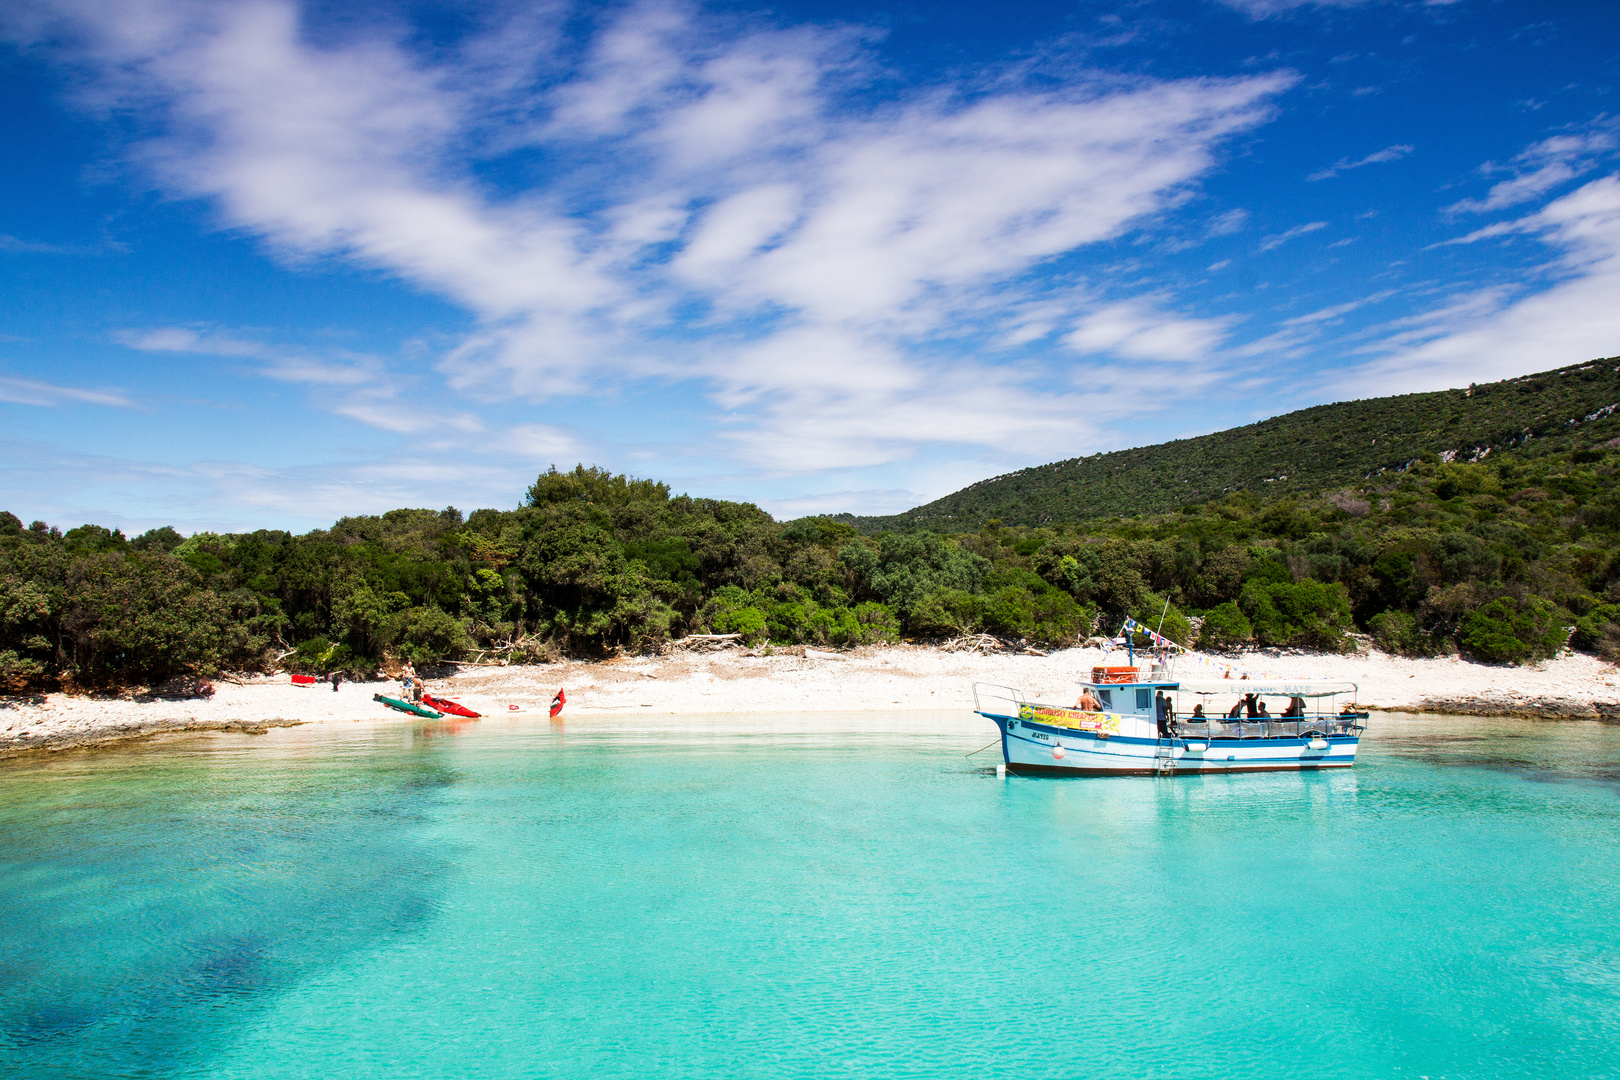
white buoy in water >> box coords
[1052,744,1065,760]
[996,762,1006,777]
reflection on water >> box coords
[0,710,1616,1080]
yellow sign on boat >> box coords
[1018,703,1120,734]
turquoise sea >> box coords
[2,710,1619,1079]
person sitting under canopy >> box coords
[1282,696,1307,718]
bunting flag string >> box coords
[1112,617,1264,680]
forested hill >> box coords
[843,357,1620,531]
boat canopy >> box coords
[1173,680,1358,698]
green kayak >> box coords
[374,693,443,719]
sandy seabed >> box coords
[3,644,1618,757]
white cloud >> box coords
[116,325,379,385]
[1308,143,1412,181]
[1346,174,1620,392]
[1207,208,1250,236]
[0,375,137,408]
[1280,293,1389,327]
[502,423,580,461]
[1217,0,1381,17]
[1064,299,1234,362]
[1446,122,1620,215]
[10,0,1294,483]
[1259,220,1328,250]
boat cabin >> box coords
[1074,666,1367,738]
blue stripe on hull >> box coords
[987,712,1359,776]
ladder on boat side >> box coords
[1154,738,1177,776]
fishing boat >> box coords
[973,664,1367,776]
[373,693,443,719]
[421,693,479,719]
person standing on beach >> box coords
[330,671,342,692]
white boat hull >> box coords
[993,715,1359,775]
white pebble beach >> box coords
[3,644,1618,757]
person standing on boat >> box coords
[1155,691,1171,738]
[1075,687,1101,711]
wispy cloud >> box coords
[1064,299,1235,362]
[1308,143,1413,181]
[1280,290,1395,327]
[0,375,137,408]
[14,0,1295,479]
[1346,173,1620,392]
[1259,220,1328,250]
[1445,120,1619,215]
[1218,0,1382,18]
[0,233,119,255]
[116,325,384,386]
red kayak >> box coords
[421,693,480,719]
[291,674,320,685]
[550,688,566,718]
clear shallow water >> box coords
[2,712,1619,1080]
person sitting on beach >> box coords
[1074,688,1101,711]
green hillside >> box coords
[844,358,1620,531]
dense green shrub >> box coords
[397,607,473,664]
[1197,602,1253,651]
[1366,611,1445,657]
[1460,596,1569,664]
[1573,604,1620,655]
[1128,593,1191,649]
[1239,580,1354,651]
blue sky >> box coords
[2,0,1618,534]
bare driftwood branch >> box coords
[942,633,1005,654]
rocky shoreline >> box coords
[3,644,1616,759]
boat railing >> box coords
[972,683,1026,718]
[1174,713,1366,739]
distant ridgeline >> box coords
[842,358,1620,531]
